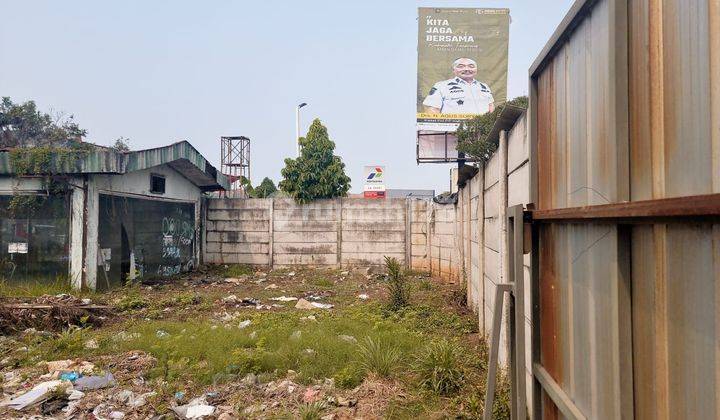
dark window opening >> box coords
[150,174,166,194]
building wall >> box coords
[0,163,205,290]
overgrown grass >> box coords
[0,277,97,298]
[357,336,402,378]
[415,339,464,395]
[223,264,254,277]
[24,303,425,386]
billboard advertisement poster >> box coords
[363,166,386,199]
[417,8,510,132]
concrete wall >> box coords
[453,112,532,406]
[205,198,423,269]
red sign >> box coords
[363,190,386,199]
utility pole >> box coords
[296,102,308,157]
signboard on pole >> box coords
[363,166,386,199]
[417,7,510,135]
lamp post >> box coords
[296,102,308,157]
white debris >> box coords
[358,294,369,300]
[0,380,68,410]
[311,302,334,309]
[238,320,252,329]
[270,296,298,302]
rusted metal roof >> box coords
[0,140,228,191]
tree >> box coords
[250,177,278,198]
[0,97,87,148]
[279,119,351,203]
[112,136,131,152]
[456,96,528,163]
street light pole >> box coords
[296,102,308,157]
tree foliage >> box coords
[113,136,131,152]
[455,96,528,163]
[1,97,92,215]
[250,177,277,198]
[0,97,87,148]
[279,119,351,203]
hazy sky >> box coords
[0,0,573,193]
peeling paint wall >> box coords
[1,163,206,290]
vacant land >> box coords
[0,265,510,419]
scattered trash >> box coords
[300,315,317,321]
[85,338,99,349]
[303,388,321,403]
[46,359,74,373]
[41,397,68,416]
[109,411,126,419]
[295,299,315,310]
[67,390,85,400]
[175,391,186,401]
[311,302,334,309]
[224,277,245,285]
[59,371,80,382]
[172,396,216,419]
[340,271,349,276]
[358,294,369,300]
[288,271,296,277]
[81,298,92,305]
[156,330,170,339]
[338,335,357,344]
[74,372,116,391]
[270,296,298,302]
[0,380,68,410]
[238,320,252,329]
[221,295,238,304]
[264,283,278,290]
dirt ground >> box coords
[0,265,510,419]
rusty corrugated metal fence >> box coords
[527,0,720,419]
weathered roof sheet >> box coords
[0,140,229,191]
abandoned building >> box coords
[0,141,228,290]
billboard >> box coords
[363,166,386,199]
[417,8,510,132]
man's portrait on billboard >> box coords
[422,57,495,115]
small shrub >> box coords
[298,401,326,420]
[415,339,464,395]
[357,336,401,378]
[334,365,363,389]
[384,256,410,311]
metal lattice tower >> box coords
[220,136,250,197]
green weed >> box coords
[356,336,402,378]
[384,256,410,311]
[298,401,326,420]
[415,339,465,395]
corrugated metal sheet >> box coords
[532,0,719,418]
[0,140,229,190]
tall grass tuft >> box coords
[357,336,402,378]
[298,401,326,420]
[414,339,465,395]
[384,256,410,311]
